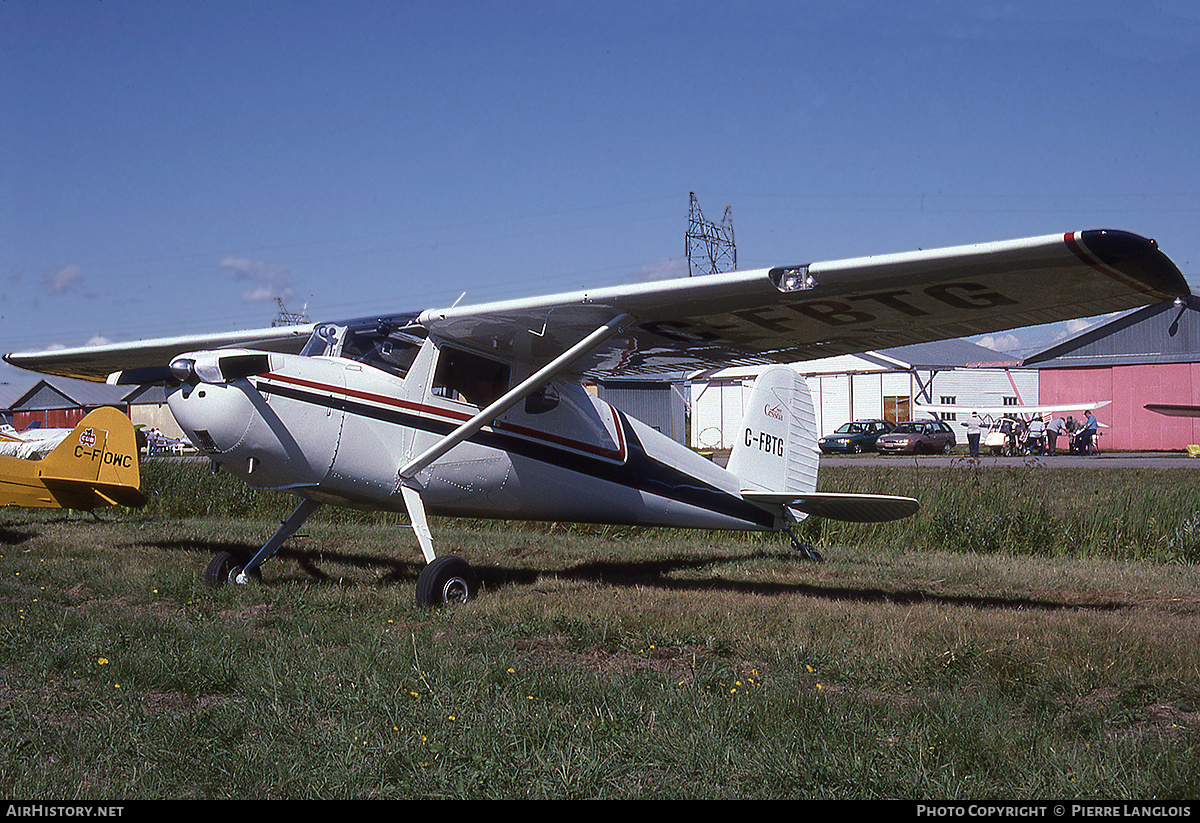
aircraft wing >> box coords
[4,324,315,382]
[5,230,1189,382]
[1145,404,1200,418]
[914,400,1113,417]
[416,230,1190,377]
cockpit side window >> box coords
[432,346,511,407]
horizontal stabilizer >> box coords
[41,478,147,509]
[743,491,919,523]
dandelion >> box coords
[98,658,109,666]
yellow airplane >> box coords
[0,407,146,510]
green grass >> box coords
[1,461,1199,798]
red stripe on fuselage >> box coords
[260,371,628,462]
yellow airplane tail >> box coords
[38,407,147,509]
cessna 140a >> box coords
[5,230,1190,605]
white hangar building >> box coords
[689,339,1034,451]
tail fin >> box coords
[726,365,819,497]
[727,366,918,523]
[38,407,146,508]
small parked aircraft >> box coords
[0,407,146,510]
[913,401,1112,420]
[914,400,1113,454]
[0,421,75,460]
[4,230,1189,604]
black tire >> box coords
[204,551,261,587]
[416,555,478,607]
[205,551,236,587]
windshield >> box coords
[835,422,864,434]
[300,318,426,379]
[892,422,923,433]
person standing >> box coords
[1027,415,1046,454]
[1080,409,1100,455]
[1046,416,1065,456]
[962,412,982,458]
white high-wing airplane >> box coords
[913,401,1112,421]
[5,230,1190,605]
[0,422,74,460]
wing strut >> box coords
[395,313,633,561]
[398,312,632,481]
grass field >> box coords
[1,461,1198,799]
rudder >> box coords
[39,407,146,508]
[726,365,818,497]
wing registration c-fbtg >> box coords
[3,229,1190,606]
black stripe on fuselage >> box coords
[258,379,776,529]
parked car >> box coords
[876,420,956,454]
[818,419,896,454]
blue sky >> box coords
[3,1,1199,382]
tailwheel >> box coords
[416,554,478,607]
[782,523,824,562]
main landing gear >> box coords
[201,497,479,607]
[415,554,478,607]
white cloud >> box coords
[45,264,83,296]
[639,257,689,282]
[219,257,295,304]
[1059,318,1095,338]
[976,333,1021,353]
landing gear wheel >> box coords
[205,551,236,587]
[416,555,477,607]
[204,551,261,587]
